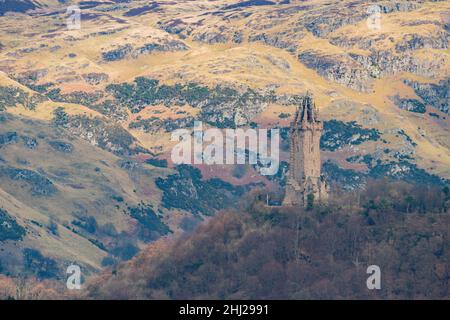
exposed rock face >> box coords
[131,40,189,57]
[324,157,447,191]
[303,9,366,38]
[0,86,47,111]
[192,31,229,44]
[329,34,388,50]
[303,1,421,38]
[82,73,109,85]
[248,29,304,53]
[321,120,381,151]
[199,88,273,127]
[0,0,449,280]
[21,136,38,149]
[147,0,447,94]
[102,44,133,61]
[157,19,192,39]
[129,117,195,134]
[48,140,74,154]
[106,77,278,127]
[0,167,57,196]
[223,0,276,10]
[349,50,446,79]
[299,49,446,92]
[232,31,243,43]
[123,3,159,17]
[299,51,373,92]
[395,32,449,52]
[0,132,18,148]
[0,208,25,242]
[16,69,48,86]
[0,0,39,16]
[65,116,145,156]
[156,165,246,215]
[52,109,146,156]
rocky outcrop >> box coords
[0,0,39,16]
[129,116,195,134]
[0,208,26,242]
[395,32,449,52]
[299,51,373,92]
[266,54,291,71]
[102,44,133,61]
[131,40,189,57]
[107,77,277,127]
[0,86,47,111]
[352,49,444,77]
[303,10,366,38]
[0,132,18,148]
[0,166,57,196]
[299,48,446,92]
[53,110,147,156]
[0,131,39,150]
[248,29,304,53]
[82,73,109,85]
[329,34,388,50]
[320,120,381,151]
[303,1,421,38]
[157,19,193,39]
[324,158,446,191]
[192,31,229,44]
[21,136,38,149]
[223,0,276,10]
[16,69,48,86]
[156,165,246,215]
[330,31,448,53]
[232,31,243,43]
[48,140,74,154]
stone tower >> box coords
[283,92,328,206]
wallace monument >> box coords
[283,93,329,206]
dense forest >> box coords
[0,179,448,299]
